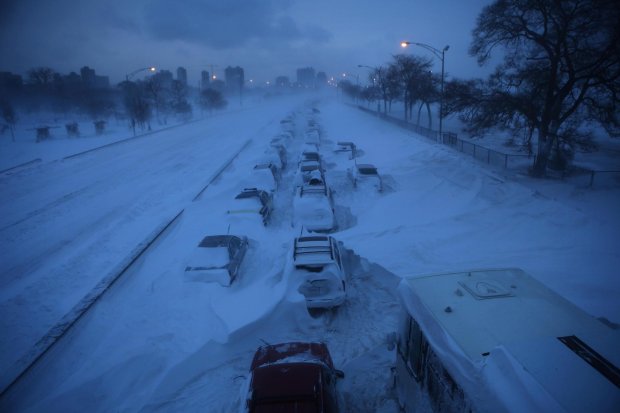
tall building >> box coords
[224,66,245,93]
[201,70,210,89]
[275,76,290,88]
[154,70,173,89]
[79,66,109,89]
[177,66,187,86]
[316,71,328,88]
[296,67,316,88]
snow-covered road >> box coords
[0,98,304,381]
[1,95,618,412]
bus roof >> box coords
[399,268,620,412]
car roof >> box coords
[299,184,327,197]
[198,235,242,248]
[236,188,270,202]
[250,363,322,410]
[356,163,376,169]
[251,341,333,370]
[293,236,334,264]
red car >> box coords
[245,342,344,412]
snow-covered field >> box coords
[0,94,618,412]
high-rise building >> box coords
[275,76,290,88]
[201,70,210,89]
[224,66,244,92]
[177,66,187,86]
[296,67,316,88]
[316,71,328,88]
[154,70,174,89]
[80,66,109,89]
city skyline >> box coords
[1,0,495,86]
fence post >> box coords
[505,154,508,169]
[473,144,476,158]
[487,150,491,164]
[589,171,595,187]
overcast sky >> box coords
[0,0,495,86]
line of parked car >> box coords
[239,108,620,413]
[185,107,386,412]
[240,109,350,412]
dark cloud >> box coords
[302,25,332,43]
[142,0,330,49]
[96,4,141,33]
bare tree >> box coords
[467,0,620,176]
[198,88,227,114]
[372,66,390,113]
[145,76,169,125]
[170,80,192,119]
[385,65,401,113]
[391,54,434,122]
[121,81,152,135]
[27,67,56,88]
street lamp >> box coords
[357,64,379,86]
[125,66,156,82]
[358,64,381,111]
[401,41,449,142]
[341,72,359,86]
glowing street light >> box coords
[125,66,156,82]
[401,40,449,141]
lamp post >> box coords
[340,72,360,102]
[341,72,359,86]
[357,64,377,85]
[125,66,156,82]
[358,65,380,111]
[400,41,449,142]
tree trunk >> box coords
[425,103,432,129]
[531,127,555,177]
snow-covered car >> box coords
[266,146,287,170]
[227,188,273,225]
[299,158,322,176]
[259,152,284,173]
[292,235,347,308]
[293,179,335,232]
[244,341,344,413]
[334,141,357,160]
[300,150,321,164]
[251,163,279,192]
[348,163,383,192]
[184,235,248,286]
[305,129,321,145]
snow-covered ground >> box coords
[0,94,618,412]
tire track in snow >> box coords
[0,131,265,405]
[0,184,93,232]
[0,211,184,399]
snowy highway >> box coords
[1,96,619,412]
[0,100,298,387]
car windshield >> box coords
[358,166,377,175]
[302,165,318,172]
[235,190,258,199]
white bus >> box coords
[393,268,620,413]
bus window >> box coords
[405,317,428,381]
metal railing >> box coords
[355,105,619,187]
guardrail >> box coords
[0,211,184,398]
[355,105,619,187]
